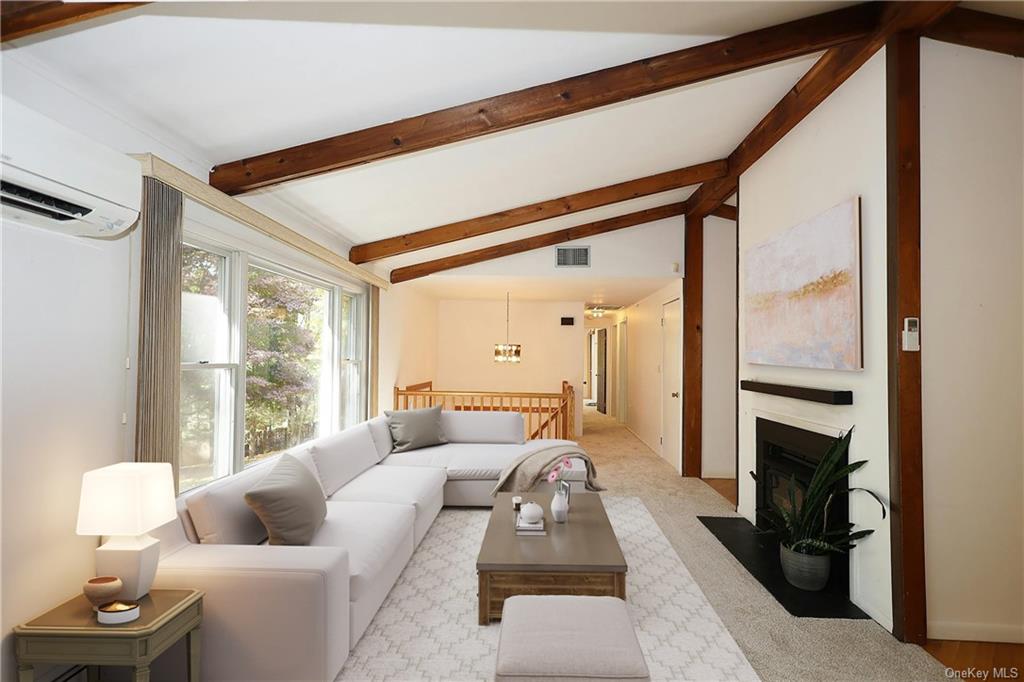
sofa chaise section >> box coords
[152,515,350,682]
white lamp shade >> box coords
[76,462,177,537]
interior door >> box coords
[662,300,682,473]
[583,331,592,400]
[596,328,608,414]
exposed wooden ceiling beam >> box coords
[923,7,1024,58]
[709,204,738,221]
[210,3,889,195]
[390,202,686,283]
[685,2,957,217]
[350,159,725,264]
[0,1,144,43]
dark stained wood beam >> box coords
[709,204,738,221]
[350,159,726,264]
[886,30,927,646]
[210,3,890,195]
[923,7,1024,58]
[685,1,957,217]
[682,212,704,478]
[390,202,685,283]
[0,1,144,42]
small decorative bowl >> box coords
[97,600,140,625]
[520,502,544,524]
[83,576,123,609]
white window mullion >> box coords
[231,250,248,475]
[327,285,343,435]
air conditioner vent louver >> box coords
[556,246,590,267]
[1,180,92,221]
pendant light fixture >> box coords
[494,292,521,364]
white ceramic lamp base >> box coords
[95,534,161,601]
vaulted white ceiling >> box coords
[4,2,851,303]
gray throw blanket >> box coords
[491,443,605,495]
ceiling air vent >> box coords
[556,246,590,267]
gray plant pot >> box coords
[780,544,831,591]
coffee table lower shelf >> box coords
[477,570,626,625]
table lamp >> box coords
[76,462,177,601]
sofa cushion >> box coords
[309,424,380,497]
[311,501,415,601]
[185,458,278,545]
[380,440,581,481]
[385,405,447,453]
[442,410,525,444]
[328,465,446,544]
[245,454,327,546]
[366,416,393,461]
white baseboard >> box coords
[928,620,1024,643]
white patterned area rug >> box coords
[339,496,759,682]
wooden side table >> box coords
[14,588,203,682]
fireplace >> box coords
[754,417,850,595]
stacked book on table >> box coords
[514,513,546,536]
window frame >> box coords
[180,224,369,491]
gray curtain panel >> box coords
[134,177,184,491]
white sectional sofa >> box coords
[150,410,585,682]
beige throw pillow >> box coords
[244,454,327,545]
[384,405,448,453]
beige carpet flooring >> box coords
[578,407,946,682]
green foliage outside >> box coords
[179,245,330,488]
[244,266,328,463]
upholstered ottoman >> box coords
[495,595,649,682]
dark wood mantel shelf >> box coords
[740,380,853,405]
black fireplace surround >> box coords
[699,417,867,619]
[755,417,851,594]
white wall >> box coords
[703,216,738,478]
[623,280,684,467]
[435,299,585,434]
[1,223,134,676]
[442,216,684,280]
[920,39,1024,643]
[376,284,439,413]
[1,52,212,180]
[737,52,893,629]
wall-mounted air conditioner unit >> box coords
[1,96,141,238]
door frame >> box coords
[595,328,608,414]
[661,297,683,474]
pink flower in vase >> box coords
[561,457,573,470]
[547,465,562,483]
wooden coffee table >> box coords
[476,492,627,624]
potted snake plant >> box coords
[754,428,887,591]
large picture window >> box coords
[179,241,366,492]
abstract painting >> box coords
[744,197,862,370]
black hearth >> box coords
[698,417,867,619]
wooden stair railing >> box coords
[393,381,575,441]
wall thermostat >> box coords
[902,317,920,352]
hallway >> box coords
[574,406,945,682]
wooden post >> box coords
[682,213,704,477]
[886,30,927,644]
